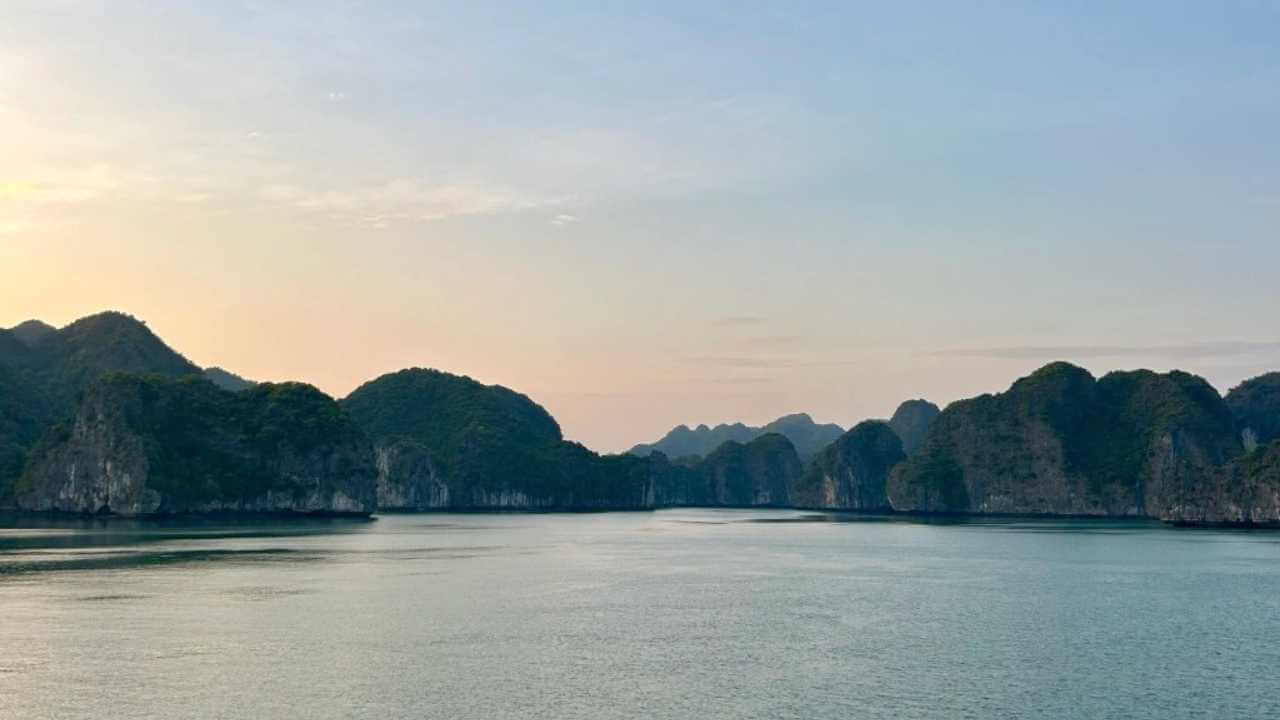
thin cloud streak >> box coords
[933,342,1280,361]
[712,316,767,327]
[736,335,805,349]
[258,179,548,226]
[679,355,865,369]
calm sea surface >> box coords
[1,510,1277,719]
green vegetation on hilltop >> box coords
[33,312,200,410]
[1078,370,1239,495]
[344,368,650,508]
[344,368,561,449]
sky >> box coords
[2,1,1278,452]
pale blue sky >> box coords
[2,1,1278,450]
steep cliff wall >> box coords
[648,434,803,507]
[1160,440,1280,526]
[791,421,903,510]
[16,375,376,515]
[695,433,801,507]
[888,363,1242,517]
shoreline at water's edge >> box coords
[0,508,376,520]
[374,504,655,514]
[373,504,1280,529]
[1,504,1277,529]
[793,505,1280,529]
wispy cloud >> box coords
[681,355,795,369]
[933,342,1280,361]
[712,316,767,327]
[0,164,160,207]
[697,376,777,385]
[259,178,546,226]
[736,335,804,349]
[679,355,864,370]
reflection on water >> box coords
[1,509,1278,720]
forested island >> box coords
[1,311,1277,525]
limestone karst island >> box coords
[3,312,1277,526]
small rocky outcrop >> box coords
[888,399,940,456]
[16,375,376,515]
[791,421,904,510]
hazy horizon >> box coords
[3,2,1278,451]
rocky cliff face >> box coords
[649,434,802,507]
[791,421,903,510]
[694,433,802,506]
[374,439,449,510]
[1160,440,1280,526]
[887,362,1243,517]
[389,442,655,511]
[1225,373,1280,452]
[16,375,376,515]
[0,312,204,502]
[888,400,940,456]
[646,452,702,506]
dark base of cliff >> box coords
[1166,519,1280,529]
[2,508,374,520]
[375,505,655,514]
